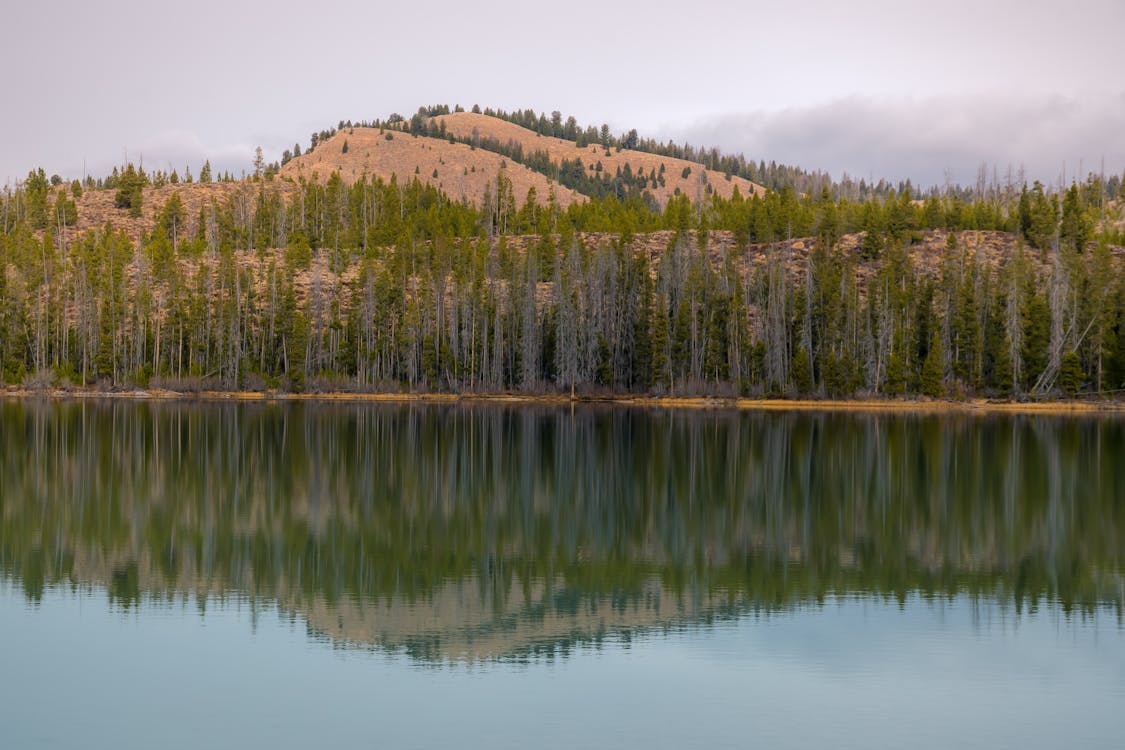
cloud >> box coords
[672,93,1125,189]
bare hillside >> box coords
[432,112,766,205]
[279,127,583,209]
[58,181,295,244]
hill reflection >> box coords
[1,401,1122,660]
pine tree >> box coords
[1059,350,1083,397]
[1026,181,1057,250]
[860,199,884,259]
[25,169,50,230]
[1059,183,1091,252]
[650,295,670,389]
[885,350,906,395]
[113,163,147,216]
[1022,287,1050,390]
[921,333,945,397]
[51,188,77,227]
[790,347,812,395]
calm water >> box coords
[1,401,1122,749]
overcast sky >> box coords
[2,0,1123,189]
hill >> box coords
[431,111,766,203]
[47,111,768,243]
[279,126,584,209]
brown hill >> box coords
[279,126,584,209]
[431,111,767,205]
[43,112,774,244]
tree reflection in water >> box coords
[1,401,1121,660]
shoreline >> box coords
[3,387,1124,415]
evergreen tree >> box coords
[1059,350,1083,397]
[114,163,147,217]
[1059,183,1091,252]
[860,200,884,259]
[650,295,670,389]
[790,347,812,395]
[921,333,945,397]
[25,168,50,230]
[1026,181,1057,250]
[51,188,77,227]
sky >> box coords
[2,0,1123,189]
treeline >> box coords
[1,168,1123,398]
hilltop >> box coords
[279,124,585,209]
[282,111,766,208]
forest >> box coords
[2,134,1125,400]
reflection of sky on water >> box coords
[3,583,1121,750]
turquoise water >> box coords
[1,401,1122,748]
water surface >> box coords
[1,401,1122,748]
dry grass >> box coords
[279,127,584,209]
[53,180,296,244]
[432,112,767,205]
[5,387,1123,413]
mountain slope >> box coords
[279,126,584,208]
[432,111,766,204]
[60,181,292,242]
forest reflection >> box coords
[1,401,1122,660]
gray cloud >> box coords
[4,1,1125,189]
[671,93,1125,189]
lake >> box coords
[1,401,1122,749]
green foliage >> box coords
[286,232,312,270]
[860,200,884,259]
[51,188,78,227]
[885,351,907,395]
[921,333,945,397]
[1059,183,1092,252]
[155,192,185,244]
[790,347,812,395]
[25,169,50,230]
[1059,351,1083,397]
[114,163,148,217]
[1024,181,1057,250]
